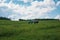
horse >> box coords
[28,20,39,24]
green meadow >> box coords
[0,20,60,40]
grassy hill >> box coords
[0,20,60,40]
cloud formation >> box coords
[55,15,60,19]
[18,0,33,3]
[56,1,60,6]
[0,0,60,20]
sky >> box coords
[0,0,60,21]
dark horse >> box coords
[28,20,39,24]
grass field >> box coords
[0,20,60,40]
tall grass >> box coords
[0,20,60,40]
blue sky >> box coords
[0,0,60,20]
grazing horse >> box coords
[28,20,39,24]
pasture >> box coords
[0,20,60,40]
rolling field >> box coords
[0,20,60,40]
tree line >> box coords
[0,17,10,20]
[0,17,59,21]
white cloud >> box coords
[0,0,6,3]
[55,15,60,19]
[0,0,57,21]
[8,14,20,21]
[17,0,33,3]
[44,15,54,19]
[20,0,56,19]
[56,1,60,6]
